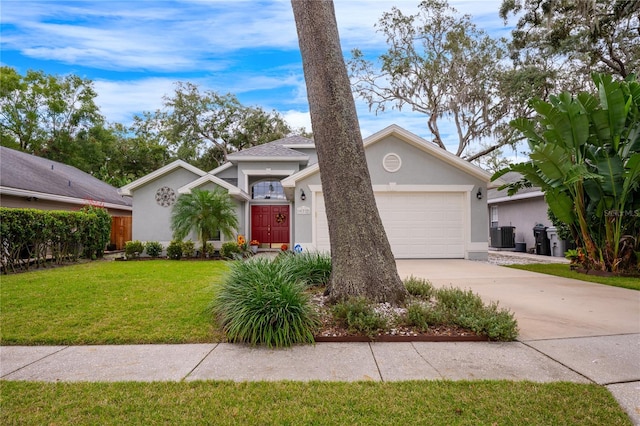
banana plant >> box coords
[494,73,639,273]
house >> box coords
[487,171,553,254]
[119,125,496,260]
[0,146,133,249]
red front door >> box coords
[251,205,290,245]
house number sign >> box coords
[155,186,176,207]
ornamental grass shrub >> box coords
[275,251,332,287]
[404,276,435,298]
[211,258,319,348]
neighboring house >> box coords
[487,171,552,253]
[120,125,496,260]
[0,146,133,249]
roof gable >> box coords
[178,174,250,201]
[0,146,131,208]
[119,160,206,196]
[283,125,494,187]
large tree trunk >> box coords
[291,0,407,304]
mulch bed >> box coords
[310,290,488,343]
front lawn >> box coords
[1,380,631,425]
[506,263,640,291]
[0,260,229,345]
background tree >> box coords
[348,0,511,161]
[500,0,640,82]
[292,0,407,304]
[171,188,239,258]
[137,82,295,171]
[0,66,103,156]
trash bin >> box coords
[546,226,566,257]
[533,224,550,256]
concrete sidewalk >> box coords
[2,258,639,423]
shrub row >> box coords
[0,206,111,273]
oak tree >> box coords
[291,0,407,304]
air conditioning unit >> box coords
[490,226,515,248]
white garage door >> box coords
[315,192,466,258]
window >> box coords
[490,205,499,228]
[251,180,286,200]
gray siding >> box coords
[489,196,551,252]
[131,168,202,243]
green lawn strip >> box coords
[506,263,640,291]
[1,380,630,425]
[0,260,229,345]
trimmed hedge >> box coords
[0,206,111,273]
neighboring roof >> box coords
[487,171,544,204]
[119,160,206,196]
[178,174,250,201]
[0,146,131,209]
[282,124,495,188]
[227,135,312,162]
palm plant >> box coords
[494,73,640,274]
[171,188,239,258]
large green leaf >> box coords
[529,143,571,181]
[544,189,575,225]
[596,153,624,199]
[593,73,627,151]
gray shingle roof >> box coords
[227,135,313,160]
[488,171,542,200]
[0,146,132,207]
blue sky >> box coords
[1,0,513,152]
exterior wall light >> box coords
[300,189,306,201]
[476,188,483,200]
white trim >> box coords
[242,169,296,193]
[230,156,308,162]
[382,153,402,173]
[0,186,132,211]
[282,125,494,187]
[282,144,315,149]
[208,162,234,175]
[177,175,250,201]
[119,160,206,196]
[488,190,544,204]
[310,185,475,259]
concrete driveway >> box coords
[396,259,640,341]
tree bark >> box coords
[291,0,407,304]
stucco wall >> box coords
[131,168,203,243]
[291,135,489,259]
[489,196,551,252]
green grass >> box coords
[1,380,631,425]
[507,263,640,291]
[0,260,229,345]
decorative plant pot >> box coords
[250,245,258,254]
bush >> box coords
[434,287,518,341]
[404,276,434,298]
[331,297,387,337]
[124,240,145,258]
[145,241,163,258]
[181,240,195,258]
[166,240,183,260]
[220,241,242,259]
[404,302,443,331]
[275,251,332,287]
[211,258,319,347]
